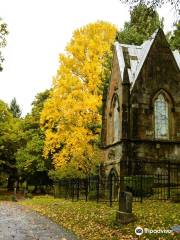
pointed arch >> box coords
[108,168,119,201]
[108,168,118,180]
[152,89,175,107]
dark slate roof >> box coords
[115,29,180,89]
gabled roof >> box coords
[115,29,180,89]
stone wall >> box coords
[103,143,122,176]
[102,50,123,146]
[101,49,123,176]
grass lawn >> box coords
[0,194,13,201]
[0,188,24,201]
[19,196,180,240]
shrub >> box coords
[124,175,154,197]
[26,193,33,199]
[171,192,180,203]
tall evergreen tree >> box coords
[116,3,163,45]
[10,97,22,118]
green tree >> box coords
[116,3,163,45]
[10,97,22,118]
[0,100,21,189]
[0,18,8,71]
[15,90,51,190]
[169,21,180,51]
[120,0,180,15]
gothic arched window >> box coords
[154,94,169,139]
[113,99,119,142]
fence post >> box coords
[140,174,143,203]
[64,180,67,199]
[54,181,58,198]
[168,161,171,199]
[77,179,80,201]
[85,179,88,201]
[96,176,99,203]
[109,175,112,207]
[72,179,74,202]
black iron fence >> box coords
[54,160,180,206]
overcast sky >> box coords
[0,0,176,116]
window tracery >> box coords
[154,94,169,139]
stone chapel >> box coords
[101,28,180,177]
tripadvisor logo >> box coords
[135,227,143,236]
[135,226,173,236]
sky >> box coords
[0,0,177,116]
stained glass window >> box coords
[113,99,119,142]
[154,94,169,139]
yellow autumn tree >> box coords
[41,21,117,179]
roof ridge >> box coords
[131,29,160,88]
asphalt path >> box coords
[0,202,78,240]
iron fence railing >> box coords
[54,160,180,206]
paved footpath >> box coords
[0,202,78,240]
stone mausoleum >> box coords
[101,28,180,178]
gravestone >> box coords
[116,191,136,224]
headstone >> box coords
[116,191,136,224]
[125,192,133,213]
[119,191,132,213]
